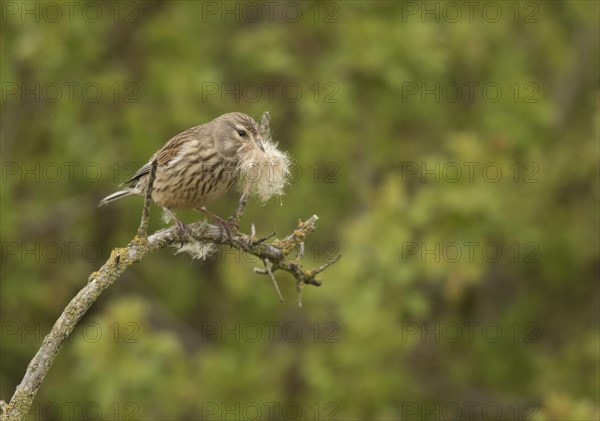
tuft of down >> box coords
[236,136,291,203]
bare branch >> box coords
[258,111,271,138]
[262,258,284,303]
[136,159,157,239]
[1,189,339,420]
[229,192,247,226]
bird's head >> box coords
[214,112,264,160]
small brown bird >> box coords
[99,112,266,233]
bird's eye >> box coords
[237,130,247,137]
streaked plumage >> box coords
[100,112,265,227]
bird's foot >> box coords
[164,208,190,246]
[199,207,238,240]
[226,215,240,231]
[174,218,191,246]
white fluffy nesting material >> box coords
[172,241,216,260]
[237,137,291,203]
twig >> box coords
[262,258,284,303]
[258,111,271,139]
[309,255,342,277]
[136,159,157,239]
[230,193,248,226]
[296,281,303,308]
[252,231,276,246]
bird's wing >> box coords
[121,161,152,186]
[155,125,208,165]
[121,125,209,186]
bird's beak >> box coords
[256,138,265,152]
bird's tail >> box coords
[98,189,135,207]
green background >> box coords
[1,1,598,420]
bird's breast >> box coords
[150,157,238,209]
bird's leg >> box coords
[197,207,237,240]
[165,208,190,243]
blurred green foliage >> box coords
[1,1,598,420]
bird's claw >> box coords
[198,207,238,241]
[216,218,238,241]
[174,219,191,247]
[227,216,240,231]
